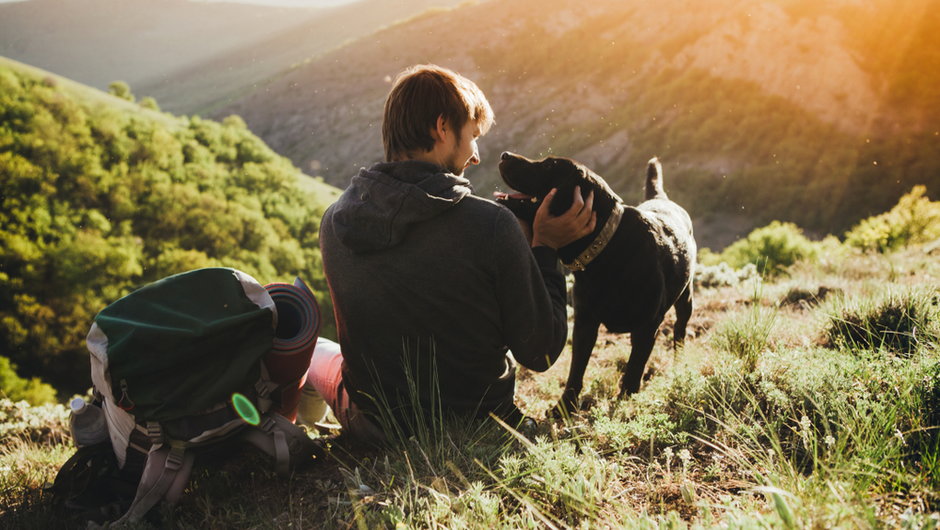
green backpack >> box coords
[77,267,319,525]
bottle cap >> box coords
[70,397,87,413]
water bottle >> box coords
[69,397,109,447]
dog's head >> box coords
[495,152,607,221]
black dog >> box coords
[496,152,696,413]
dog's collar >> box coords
[563,202,624,272]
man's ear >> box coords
[431,114,447,142]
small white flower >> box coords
[824,435,835,446]
[662,446,675,475]
[799,415,811,432]
[679,449,692,463]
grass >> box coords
[824,287,939,355]
[1,246,938,528]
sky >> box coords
[0,0,361,5]
[193,0,360,5]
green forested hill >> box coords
[0,57,340,396]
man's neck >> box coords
[397,147,446,168]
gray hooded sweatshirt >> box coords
[320,160,567,424]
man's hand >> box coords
[531,186,597,249]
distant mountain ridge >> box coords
[213,0,940,248]
[0,0,324,97]
[0,0,470,114]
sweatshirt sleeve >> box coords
[493,208,568,372]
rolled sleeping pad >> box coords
[264,277,320,421]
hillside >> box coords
[2,222,938,527]
[138,0,474,114]
[0,0,324,98]
[215,0,940,248]
[0,57,340,396]
[0,0,471,115]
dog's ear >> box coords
[547,185,578,216]
[546,160,591,216]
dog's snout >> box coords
[501,151,513,161]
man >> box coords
[306,64,595,441]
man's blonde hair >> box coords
[383,64,494,162]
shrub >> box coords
[0,397,69,446]
[717,221,817,277]
[779,286,841,308]
[825,289,940,356]
[844,186,940,253]
[695,261,759,288]
[498,439,620,524]
[0,357,56,406]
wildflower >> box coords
[798,415,813,449]
[679,448,693,477]
[663,446,674,475]
[824,435,835,446]
[799,415,811,432]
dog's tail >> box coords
[645,157,668,201]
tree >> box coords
[0,356,57,405]
[108,80,134,101]
[139,96,160,111]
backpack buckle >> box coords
[258,415,277,433]
[145,422,164,445]
[165,446,185,472]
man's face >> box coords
[444,119,481,176]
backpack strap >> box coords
[238,412,315,477]
[113,443,195,525]
[254,362,280,414]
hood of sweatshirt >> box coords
[329,160,473,252]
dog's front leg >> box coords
[553,313,600,417]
